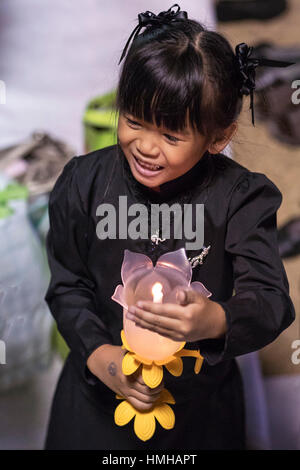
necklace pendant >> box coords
[150,229,166,246]
[188,245,211,268]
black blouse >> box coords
[44,143,295,411]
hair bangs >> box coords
[116,43,207,135]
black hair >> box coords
[116,18,243,143]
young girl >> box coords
[44,4,295,450]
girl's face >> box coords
[117,112,211,192]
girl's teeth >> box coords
[137,159,161,170]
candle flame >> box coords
[152,282,163,303]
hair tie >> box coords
[235,42,295,126]
[118,4,188,65]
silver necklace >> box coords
[188,245,211,268]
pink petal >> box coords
[121,250,153,285]
[190,281,212,298]
[111,284,127,308]
[155,248,192,283]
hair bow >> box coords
[235,42,295,126]
[118,4,188,65]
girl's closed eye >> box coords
[125,115,181,144]
[164,134,180,144]
[125,116,141,128]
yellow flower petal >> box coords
[133,353,153,365]
[115,394,124,400]
[142,363,163,388]
[121,330,133,352]
[165,357,183,377]
[122,352,141,375]
[155,355,177,366]
[194,355,204,374]
[134,411,156,441]
[178,348,200,358]
[159,388,176,405]
[153,403,175,430]
[114,400,136,426]
[174,341,186,354]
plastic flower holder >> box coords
[111,248,212,441]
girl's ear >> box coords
[208,122,238,155]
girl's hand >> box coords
[86,344,164,412]
[126,289,227,343]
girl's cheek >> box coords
[118,123,131,144]
[117,130,126,147]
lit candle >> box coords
[152,282,163,304]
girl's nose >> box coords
[136,138,160,158]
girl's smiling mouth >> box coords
[132,153,164,177]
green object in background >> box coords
[0,183,29,219]
[0,205,13,219]
[52,323,70,361]
[83,90,118,153]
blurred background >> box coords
[0,0,299,450]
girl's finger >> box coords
[130,374,164,395]
[176,289,188,305]
[127,384,162,402]
[134,301,183,319]
[128,312,183,341]
[143,319,182,340]
[127,396,158,412]
[177,289,206,306]
[128,305,181,331]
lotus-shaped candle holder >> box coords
[112,247,212,361]
[111,247,212,441]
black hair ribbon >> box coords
[118,4,187,65]
[235,42,295,126]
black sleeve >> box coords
[199,172,295,365]
[44,156,113,385]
